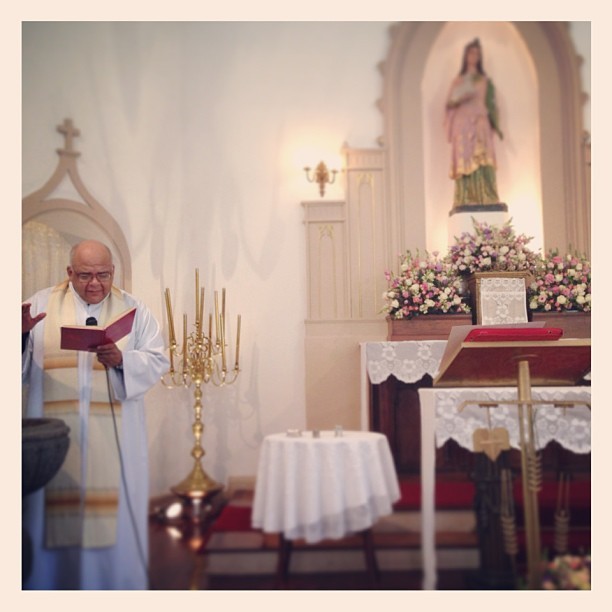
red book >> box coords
[464,327,563,342]
[61,307,136,351]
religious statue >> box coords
[445,38,505,213]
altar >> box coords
[361,337,591,475]
[361,337,591,589]
[418,385,591,589]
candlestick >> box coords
[199,287,205,337]
[222,288,226,334]
[182,313,187,374]
[195,269,200,332]
[161,274,242,508]
[235,314,241,368]
[164,288,176,345]
[214,291,220,346]
[220,314,226,372]
[208,313,213,358]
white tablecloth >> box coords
[419,386,591,590]
[251,431,400,543]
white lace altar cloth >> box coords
[418,385,591,590]
[365,340,447,384]
[251,431,400,543]
[479,276,528,325]
[433,387,591,454]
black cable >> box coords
[104,366,150,587]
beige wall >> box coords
[21,22,591,494]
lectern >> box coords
[434,327,591,589]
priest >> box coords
[22,239,169,589]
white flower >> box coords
[500,245,509,255]
[555,274,563,282]
[576,295,585,304]
[556,295,567,305]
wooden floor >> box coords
[147,518,473,590]
[147,491,477,591]
[146,473,590,591]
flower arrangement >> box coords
[528,250,591,313]
[541,554,591,590]
[446,218,540,276]
[382,250,471,319]
[383,219,592,319]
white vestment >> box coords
[22,283,169,590]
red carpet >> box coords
[210,477,590,535]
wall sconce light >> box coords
[304,161,338,197]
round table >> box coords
[251,430,400,585]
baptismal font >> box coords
[159,269,241,523]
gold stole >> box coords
[42,281,128,548]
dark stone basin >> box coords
[22,418,70,497]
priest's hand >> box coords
[95,343,123,370]
[22,302,46,334]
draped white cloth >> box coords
[418,385,591,590]
[22,283,169,590]
[364,340,591,454]
[434,386,591,454]
[365,340,447,384]
[364,339,591,589]
[251,431,400,543]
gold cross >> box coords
[473,427,510,461]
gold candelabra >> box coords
[162,269,241,503]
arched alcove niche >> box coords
[22,119,132,300]
[378,21,590,263]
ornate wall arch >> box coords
[22,119,132,299]
[378,21,590,260]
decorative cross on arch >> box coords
[56,118,80,157]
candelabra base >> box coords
[171,460,223,502]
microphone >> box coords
[86,317,98,326]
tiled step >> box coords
[205,546,480,576]
[202,488,480,575]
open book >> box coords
[61,307,136,351]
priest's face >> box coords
[67,240,115,305]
